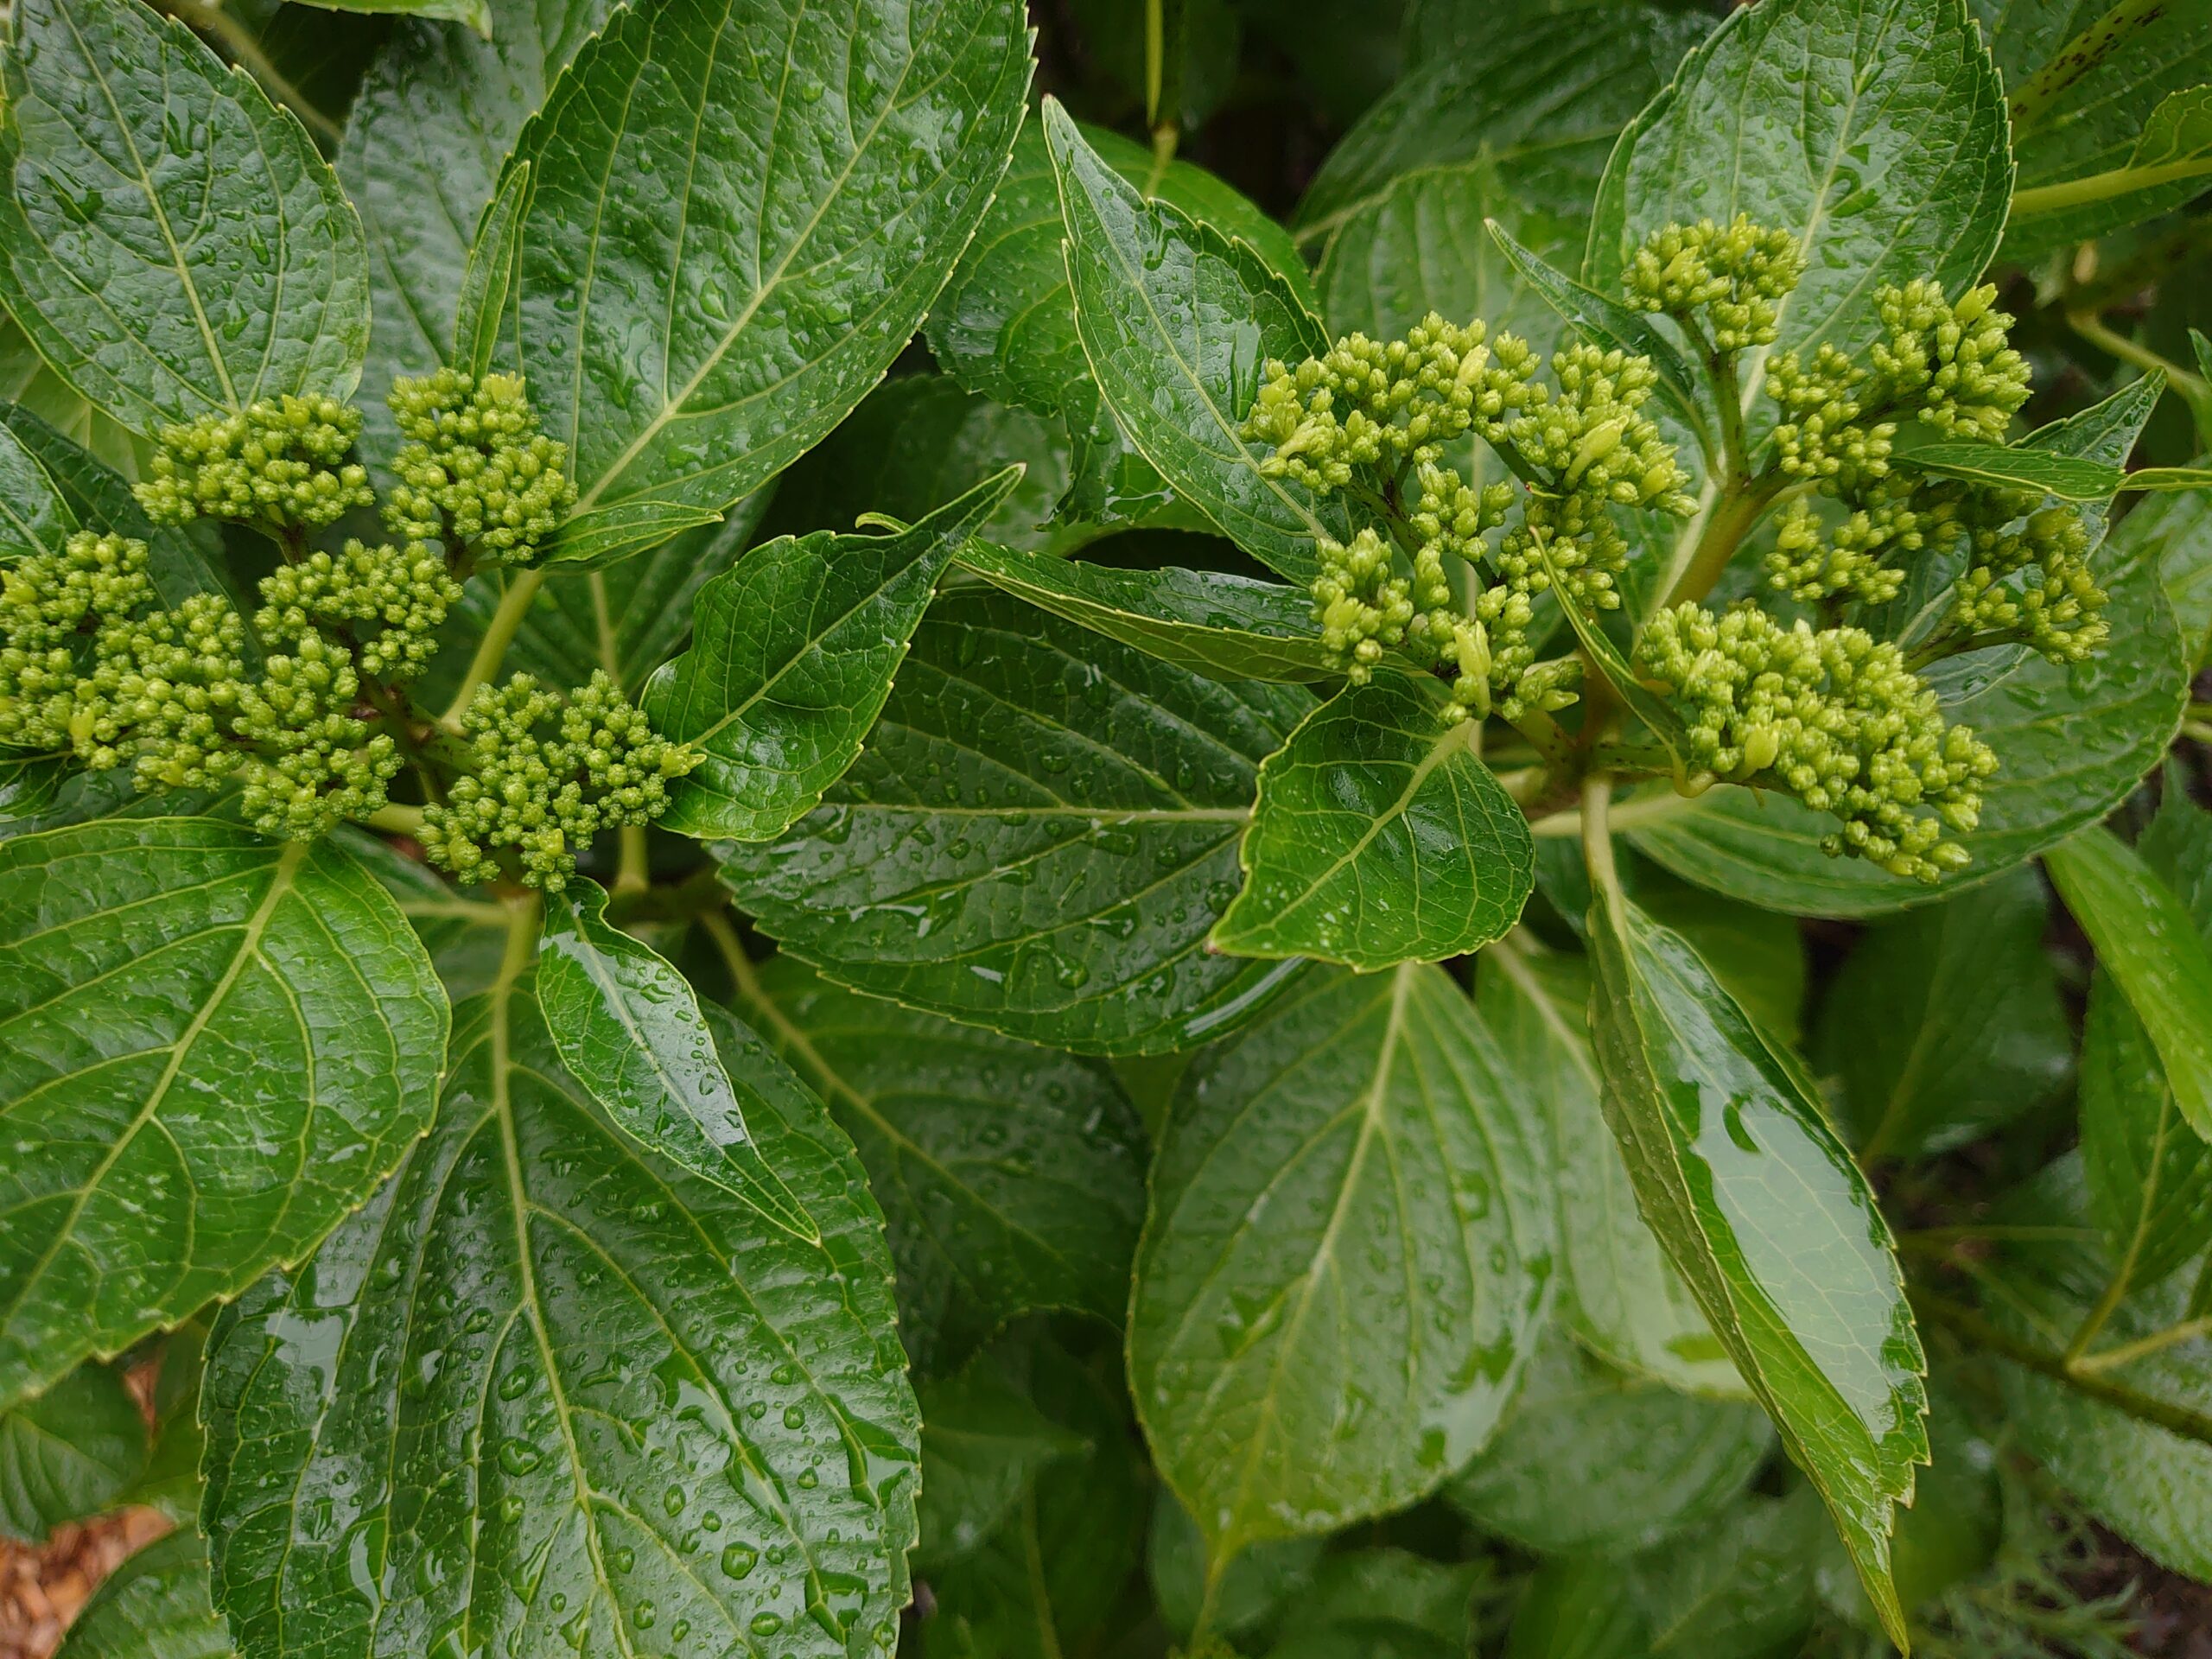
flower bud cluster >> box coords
[417,671,701,890]
[1637,602,1999,881]
[1242,315,1691,721]
[1624,214,1806,351]
[1952,493,2107,662]
[137,397,372,531]
[385,370,575,563]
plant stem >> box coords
[614,824,652,897]
[1531,782,1701,839]
[442,567,546,730]
[2075,1314,2212,1375]
[366,803,425,836]
[2015,156,2212,220]
[2006,0,2170,136]
[1913,1291,2212,1449]
[1664,478,1780,610]
[1579,772,1618,895]
[1142,0,1184,171]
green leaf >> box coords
[0,818,448,1412]
[731,954,1147,1377]
[1813,866,2070,1162]
[499,0,1031,564]
[1506,1555,1652,1659]
[1628,1489,1827,1659]
[202,974,920,1659]
[925,119,1314,424]
[0,413,77,561]
[718,588,1314,1055]
[644,469,1024,843]
[537,880,813,1240]
[1476,943,1745,1397]
[1147,1489,1322,1644]
[953,537,1337,682]
[0,1359,144,1541]
[1262,1549,1484,1659]
[758,377,1073,554]
[1484,220,1713,465]
[1447,1334,1772,1557]
[55,1529,233,1659]
[1044,99,1346,583]
[1586,886,1926,1649]
[1585,0,2012,387]
[2118,471,2212,664]
[915,1327,1147,1659]
[124,1321,207,1525]
[1891,438,2126,500]
[1213,672,1535,969]
[293,0,490,32]
[1129,963,1555,1554]
[340,0,615,471]
[1631,378,2187,915]
[0,0,370,435]
[331,826,514,1000]
[915,1360,1088,1571]
[450,159,530,385]
[2047,827,2212,1144]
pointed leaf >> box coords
[451,160,530,385]
[537,880,813,1240]
[645,469,1023,842]
[1213,672,1535,969]
[1044,99,1347,582]
[0,818,448,1411]
[54,1529,232,1659]
[202,976,920,1659]
[953,538,1336,681]
[733,955,1147,1376]
[1585,0,2012,389]
[718,588,1314,1055]
[0,415,76,561]
[0,1360,145,1541]
[1891,439,2126,500]
[1586,886,1927,1648]
[915,1363,1087,1571]
[1129,963,1555,1554]
[500,0,1032,562]
[0,0,369,434]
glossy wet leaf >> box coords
[339,0,613,469]
[645,470,1023,842]
[1476,944,1745,1397]
[1448,1335,1771,1557]
[497,0,1031,563]
[54,1529,232,1659]
[125,1320,207,1525]
[0,818,448,1412]
[1147,1489,1322,1644]
[1813,867,2071,1162]
[2048,827,2212,1144]
[331,827,513,1001]
[1585,0,2012,393]
[916,1326,1147,1659]
[0,1360,144,1541]
[537,880,812,1239]
[915,1361,1087,1570]
[1262,1549,1484,1659]
[718,588,1314,1056]
[1044,99,1347,582]
[1586,887,1926,1647]
[732,954,1147,1376]
[1891,439,2126,500]
[1214,672,1535,969]
[0,415,76,562]
[1130,963,1555,1555]
[0,0,369,435]
[953,538,1336,682]
[202,977,920,1659]
[1632,381,2187,916]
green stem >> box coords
[1579,772,1619,896]
[1530,784,1703,839]
[2063,1231,2144,1364]
[2068,309,2212,447]
[1913,1292,2212,1448]
[2075,1314,2212,1375]
[152,0,343,143]
[2007,0,2171,135]
[1142,0,1184,171]
[1664,478,1782,610]
[614,824,651,897]
[2014,156,2212,219]
[366,803,425,836]
[442,567,546,730]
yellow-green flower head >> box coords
[255,538,462,684]
[385,369,576,564]
[1637,602,1998,881]
[1624,215,1806,352]
[1,531,161,757]
[1870,279,2030,439]
[417,670,700,889]
[137,396,372,531]
[1952,495,2107,662]
[1766,344,1895,486]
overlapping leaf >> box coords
[1130,963,1555,1555]
[1214,672,1535,969]
[0,1360,144,1541]
[1586,886,1927,1647]
[0,818,447,1411]
[0,0,369,434]
[202,975,919,1659]
[645,469,1022,842]
[734,954,1147,1376]
[719,589,1313,1055]
[55,1529,231,1659]
[496,0,1031,563]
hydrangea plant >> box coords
[3,1,2211,1658]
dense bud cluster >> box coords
[137,396,372,531]
[418,671,701,890]
[1242,315,1688,721]
[385,370,575,563]
[1624,213,1807,352]
[1637,602,1999,880]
